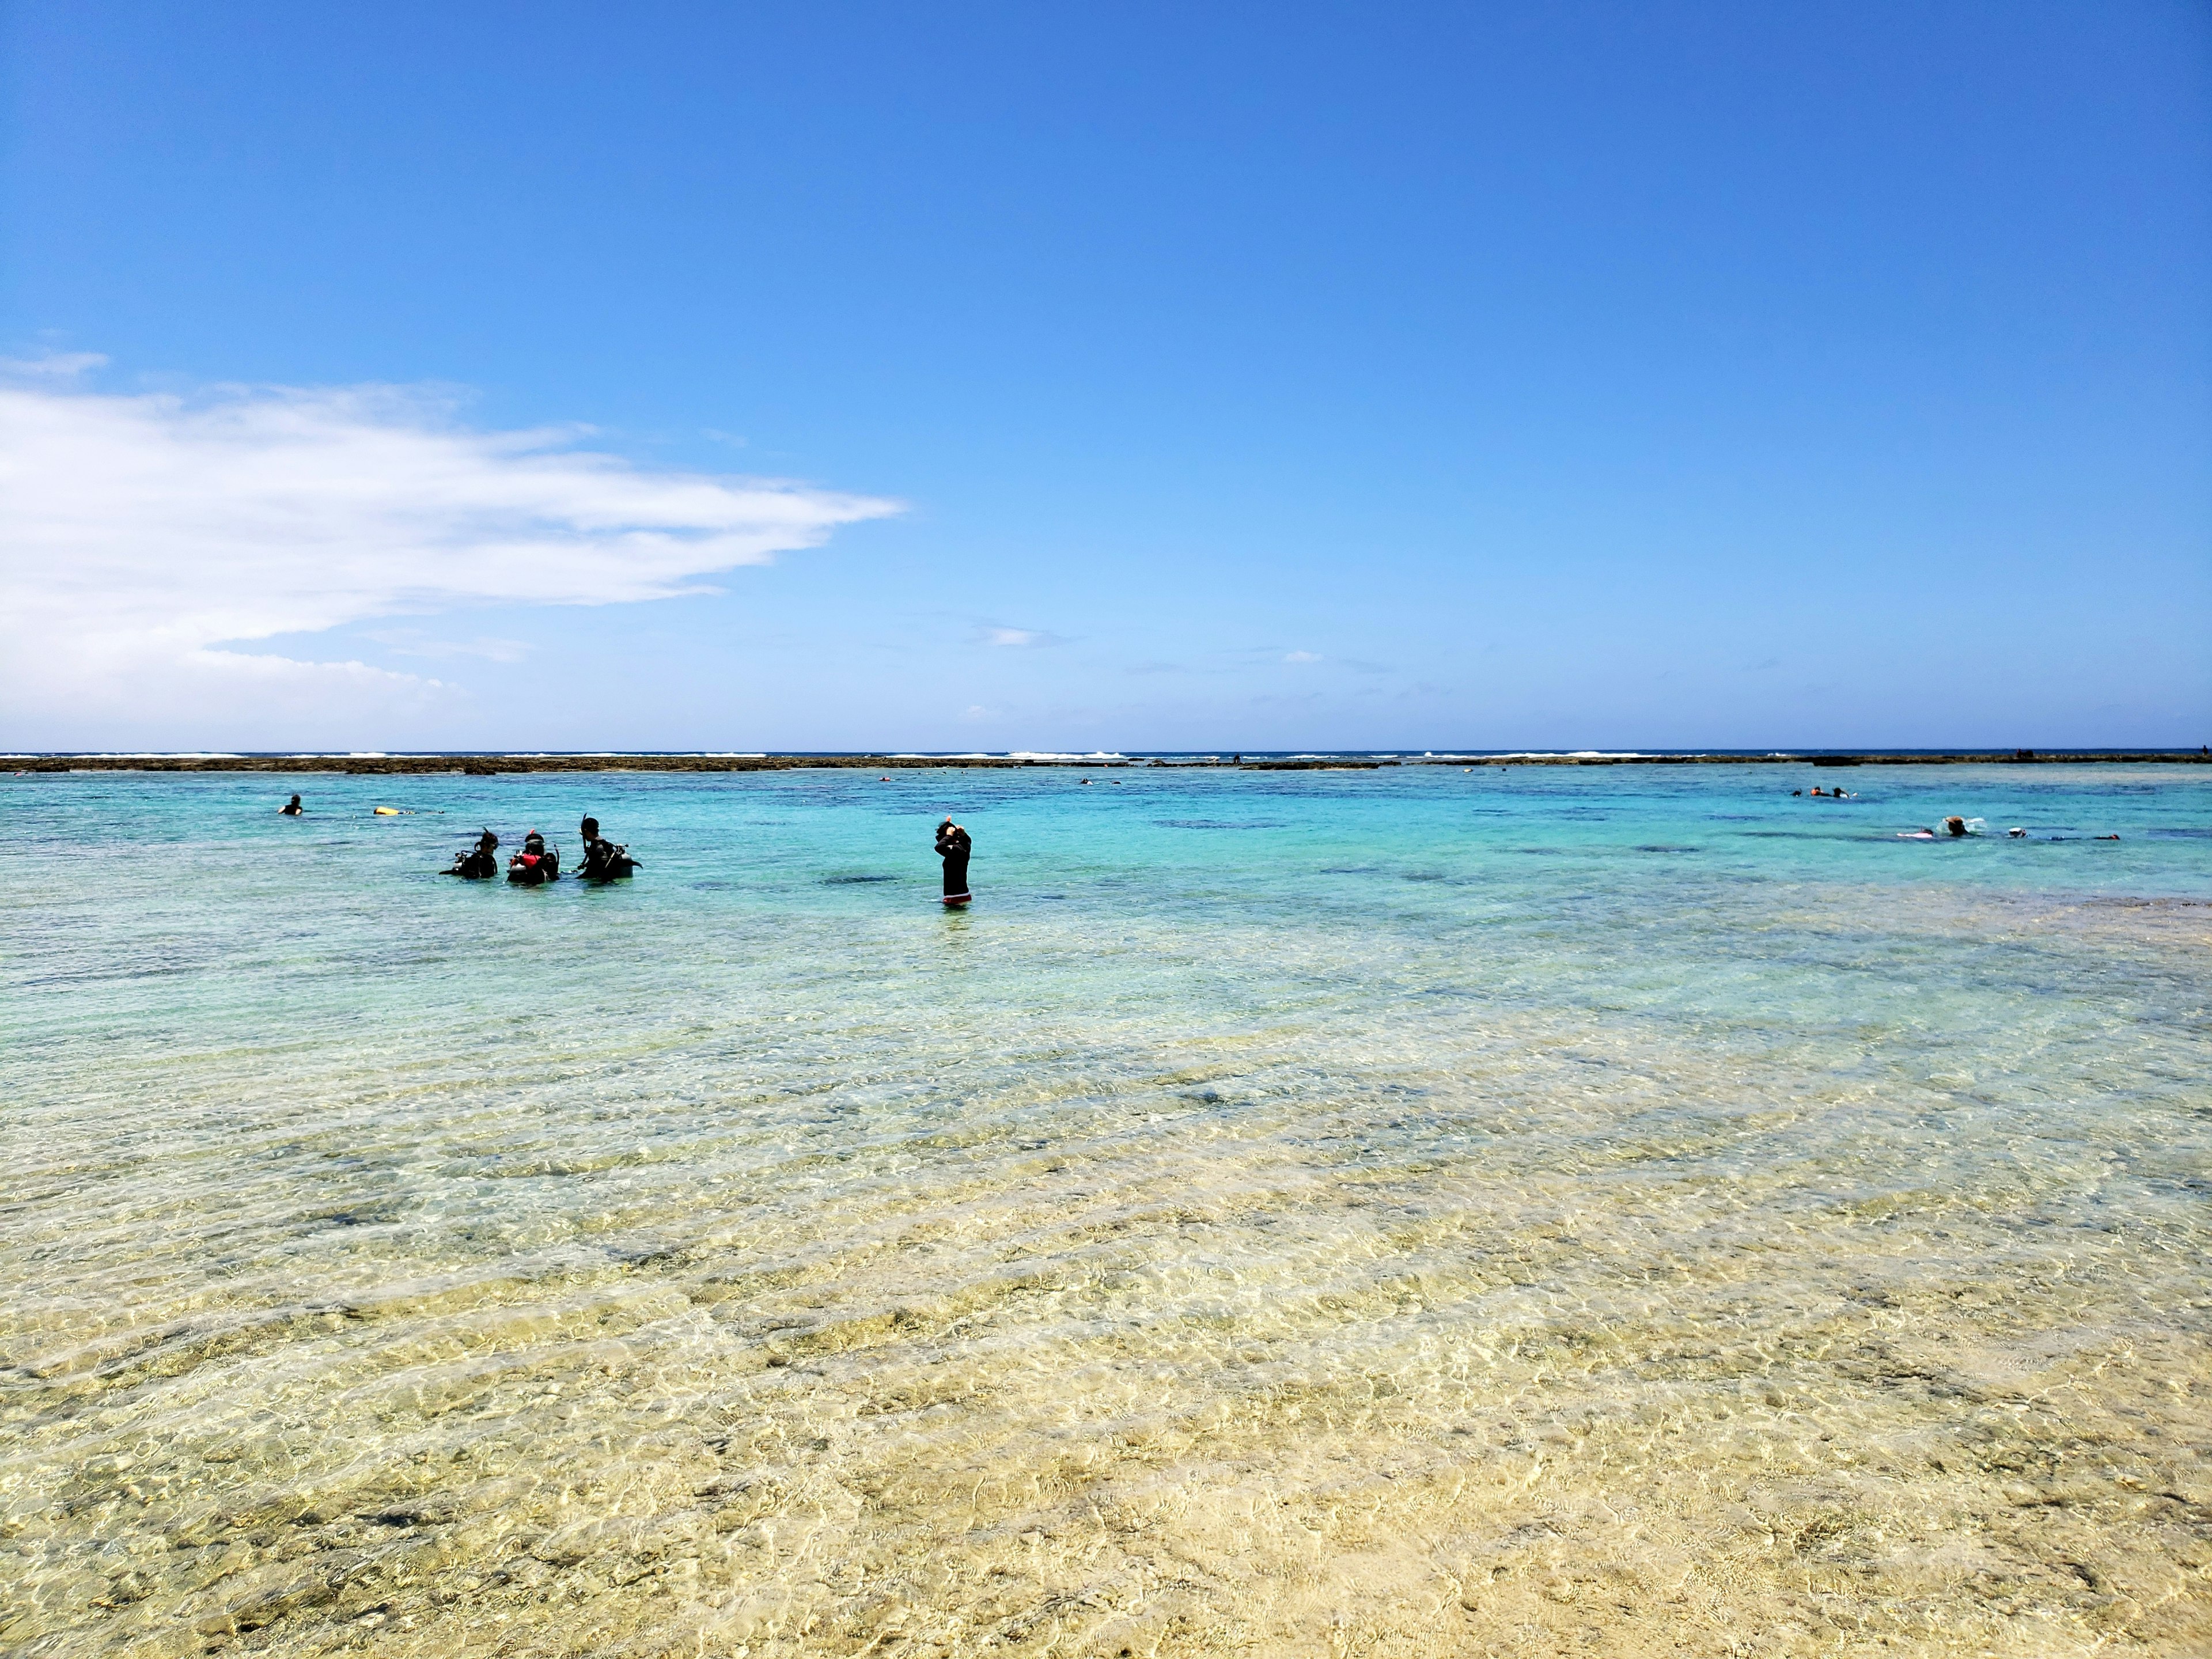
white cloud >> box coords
[0,368,899,745]
[1284,650,1323,664]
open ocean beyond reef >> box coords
[5,762,2208,1659]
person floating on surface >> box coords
[936,817,972,907]
[507,829,560,885]
[445,830,499,878]
[578,816,641,881]
[279,794,303,816]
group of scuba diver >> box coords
[281,793,972,899]
[445,816,641,885]
[447,815,969,895]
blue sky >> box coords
[3,1,2207,751]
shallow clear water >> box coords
[5,763,2209,1658]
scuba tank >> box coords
[581,838,641,880]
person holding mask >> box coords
[935,818,972,907]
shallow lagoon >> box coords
[5,763,2209,1657]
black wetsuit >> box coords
[936,826,972,898]
[580,836,638,880]
[446,834,499,878]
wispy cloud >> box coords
[0,363,899,743]
[979,625,1066,648]
[2,350,109,378]
[1284,650,1323,664]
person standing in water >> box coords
[445,829,499,878]
[577,816,640,880]
[579,816,612,873]
[935,817,972,907]
[279,793,303,816]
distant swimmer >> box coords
[935,817,972,907]
[445,829,499,879]
[279,793,303,816]
[2008,827,2027,838]
[2095,834,2121,841]
[1945,816,1968,836]
[578,815,641,881]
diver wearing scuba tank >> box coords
[507,829,559,884]
[444,829,499,878]
[578,816,641,880]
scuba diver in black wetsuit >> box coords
[577,816,641,881]
[445,829,499,878]
[935,818,972,907]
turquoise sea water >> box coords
[5,763,2209,1658]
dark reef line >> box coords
[10,751,2203,775]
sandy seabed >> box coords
[6,807,2209,1657]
